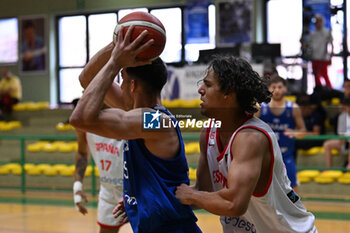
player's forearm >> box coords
[79,43,114,89]
[189,189,243,217]
[74,152,88,181]
[70,61,120,129]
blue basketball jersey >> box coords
[260,101,295,158]
[123,105,202,233]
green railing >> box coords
[0,133,347,194]
[0,134,98,195]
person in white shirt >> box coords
[73,126,126,232]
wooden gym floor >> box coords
[0,190,350,233]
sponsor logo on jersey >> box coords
[287,190,300,203]
[124,194,137,206]
[213,169,227,188]
[224,216,256,233]
[100,176,123,186]
[95,143,120,156]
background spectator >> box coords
[0,68,22,116]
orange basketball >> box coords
[113,12,166,60]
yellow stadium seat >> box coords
[43,166,58,176]
[338,176,350,184]
[12,103,27,111]
[6,121,21,129]
[320,170,343,179]
[68,141,78,151]
[24,163,36,172]
[11,166,22,175]
[161,99,171,108]
[36,164,51,173]
[42,143,58,152]
[0,166,11,175]
[306,147,321,156]
[297,170,320,179]
[297,149,308,156]
[26,166,41,175]
[27,143,42,152]
[167,99,182,108]
[298,176,311,183]
[59,167,75,176]
[331,149,339,156]
[331,98,340,105]
[26,102,41,111]
[52,164,69,171]
[95,167,100,177]
[56,122,66,131]
[84,165,92,176]
[4,163,21,172]
[58,143,74,152]
[36,101,50,109]
[0,123,13,131]
[314,176,334,184]
[181,99,200,108]
[284,96,296,102]
[188,167,197,180]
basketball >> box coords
[113,11,166,60]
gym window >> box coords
[0,17,18,64]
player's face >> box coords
[197,68,227,118]
[120,69,134,110]
[269,82,286,101]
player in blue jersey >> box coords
[257,75,306,191]
[70,25,202,233]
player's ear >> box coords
[130,79,136,92]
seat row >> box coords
[1,163,349,184]
[0,163,99,176]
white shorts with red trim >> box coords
[97,183,123,228]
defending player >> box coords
[73,127,126,233]
[175,56,317,232]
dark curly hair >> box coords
[209,55,272,114]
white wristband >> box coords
[73,181,83,194]
[73,181,83,204]
[74,194,82,204]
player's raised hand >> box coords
[110,25,154,68]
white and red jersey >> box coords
[85,133,125,228]
[85,132,124,190]
[206,116,317,233]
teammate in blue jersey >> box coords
[257,75,306,190]
[70,25,202,233]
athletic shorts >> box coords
[97,183,124,229]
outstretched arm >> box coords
[176,128,269,217]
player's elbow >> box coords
[79,71,88,89]
[227,202,248,217]
[69,110,91,130]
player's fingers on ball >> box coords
[135,39,154,57]
[129,30,149,50]
[124,25,135,43]
[117,26,125,43]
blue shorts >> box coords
[282,156,297,187]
